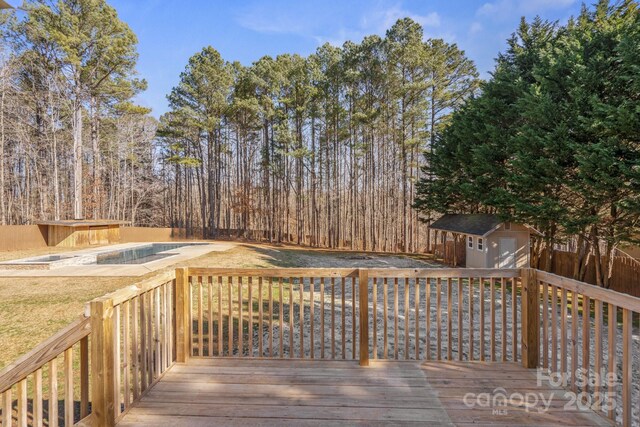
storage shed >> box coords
[429,214,538,269]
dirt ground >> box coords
[0,243,440,369]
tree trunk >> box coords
[0,69,5,226]
[591,225,604,287]
[207,130,215,238]
[90,95,100,218]
[73,95,84,220]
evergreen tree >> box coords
[24,0,139,219]
[415,1,640,286]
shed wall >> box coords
[487,228,530,268]
[465,236,487,268]
[463,223,531,268]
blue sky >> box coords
[108,0,585,118]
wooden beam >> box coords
[358,269,369,367]
[521,268,540,369]
[80,336,90,418]
[90,297,116,427]
[175,268,190,363]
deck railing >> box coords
[0,271,176,427]
[535,270,640,427]
[1,267,639,426]
[182,268,523,363]
[0,317,90,427]
[87,271,176,425]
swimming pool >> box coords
[97,243,200,265]
[0,242,209,269]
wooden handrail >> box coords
[183,267,526,364]
[536,269,640,312]
[536,268,640,426]
[188,267,521,278]
[86,270,177,426]
[366,268,522,278]
[0,316,90,394]
[84,270,176,314]
[0,271,178,427]
[187,267,360,277]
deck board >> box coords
[116,359,613,427]
[422,361,613,427]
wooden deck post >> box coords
[521,268,540,369]
[80,335,90,418]
[358,269,369,366]
[175,268,191,362]
[90,297,116,427]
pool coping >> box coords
[0,242,235,277]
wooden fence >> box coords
[0,226,48,251]
[539,249,640,297]
[1,267,640,426]
[0,318,90,427]
[434,239,466,267]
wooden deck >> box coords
[4,268,633,427]
[116,359,612,427]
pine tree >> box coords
[24,0,139,219]
[167,46,233,237]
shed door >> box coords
[498,237,516,268]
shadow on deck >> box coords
[116,359,612,427]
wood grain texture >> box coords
[424,361,612,427]
[90,298,116,427]
[116,359,450,426]
[521,269,539,369]
[0,317,90,393]
[115,359,611,427]
[358,269,369,366]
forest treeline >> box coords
[2,0,638,271]
[0,0,160,226]
[159,19,479,251]
[415,0,640,287]
[1,1,480,252]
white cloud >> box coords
[236,0,445,48]
[236,3,310,35]
[520,0,576,13]
[477,0,576,20]
[313,28,367,47]
[469,22,483,34]
[363,4,441,34]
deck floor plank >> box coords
[422,361,613,427]
[116,359,612,427]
